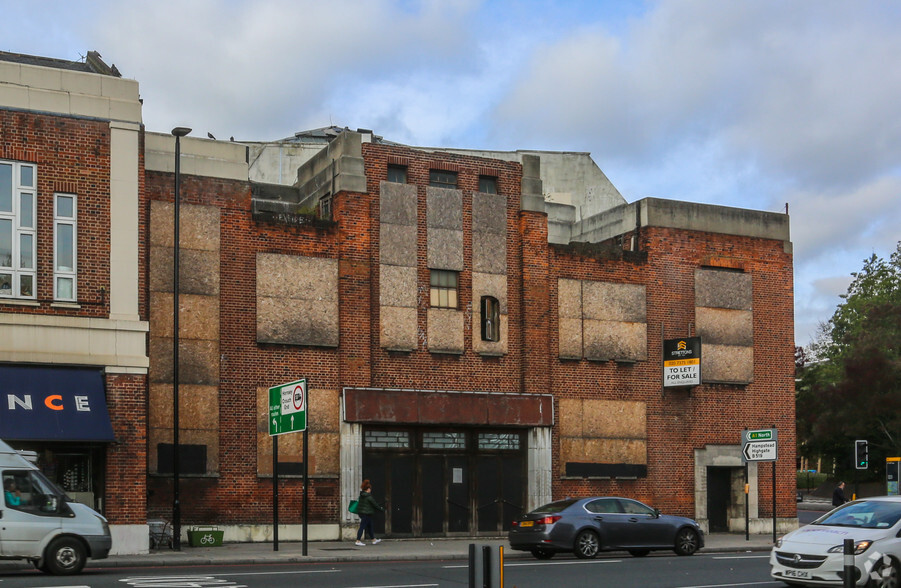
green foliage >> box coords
[796,471,828,492]
[797,242,901,478]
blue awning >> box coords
[0,366,115,442]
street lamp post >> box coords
[170,126,191,550]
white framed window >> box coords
[54,193,77,301]
[0,161,37,299]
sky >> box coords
[2,0,899,347]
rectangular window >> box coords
[319,194,332,220]
[480,296,500,341]
[54,193,77,301]
[430,269,459,309]
[479,175,498,194]
[429,169,458,189]
[157,443,208,475]
[0,160,36,299]
[478,432,520,450]
[387,165,407,183]
[423,431,467,450]
[364,430,410,449]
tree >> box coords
[797,242,901,477]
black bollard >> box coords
[843,538,854,588]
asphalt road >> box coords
[0,551,785,588]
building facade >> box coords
[1,51,796,552]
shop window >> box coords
[478,432,520,450]
[423,431,467,450]
[0,160,37,299]
[364,430,410,449]
[480,296,500,341]
[479,175,498,194]
[430,269,458,309]
[429,169,457,189]
[54,194,77,301]
[157,443,208,475]
[387,164,407,183]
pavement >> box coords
[0,500,838,572]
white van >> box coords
[0,439,111,574]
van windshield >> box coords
[3,470,63,515]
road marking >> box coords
[444,559,622,569]
[712,555,770,560]
[674,583,773,588]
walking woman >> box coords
[355,479,384,546]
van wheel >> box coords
[44,537,86,575]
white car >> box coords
[771,496,901,587]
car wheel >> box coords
[573,530,600,559]
[628,549,650,557]
[673,527,700,556]
[868,555,899,588]
[531,549,555,560]
[44,537,86,575]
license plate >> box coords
[519,521,534,527]
[783,569,809,579]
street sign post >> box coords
[741,427,778,544]
[741,428,778,462]
[269,378,307,436]
[267,377,309,556]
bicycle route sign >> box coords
[268,378,307,436]
[741,428,777,462]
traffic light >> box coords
[855,440,869,469]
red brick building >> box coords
[1,51,795,551]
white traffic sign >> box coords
[741,428,777,462]
[743,440,777,462]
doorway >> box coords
[362,428,525,537]
[707,466,731,532]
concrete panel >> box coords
[426,187,462,230]
[558,317,583,359]
[696,307,753,346]
[178,250,220,296]
[180,205,221,252]
[379,182,418,225]
[257,296,339,347]
[582,281,646,322]
[584,320,647,361]
[472,314,507,356]
[179,339,220,386]
[557,399,583,437]
[379,265,417,307]
[473,192,507,234]
[380,306,417,351]
[427,308,464,353]
[0,83,29,110]
[557,279,582,319]
[179,385,220,430]
[257,254,337,300]
[472,272,508,313]
[695,269,752,310]
[379,224,417,267]
[472,231,507,275]
[151,292,219,340]
[149,247,219,296]
[703,344,754,384]
[309,388,340,433]
[427,228,464,271]
[582,400,646,439]
[68,92,109,119]
[28,88,69,113]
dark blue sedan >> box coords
[508,496,704,559]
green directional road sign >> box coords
[269,378,307,436]
[747,429,773,441]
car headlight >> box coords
[827,540,873,555]
[775,537,783,548]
